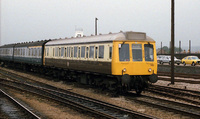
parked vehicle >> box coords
[157,55,181,65]
[181,56,200,66]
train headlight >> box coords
[148,68,152,72]
[123,68,126,72]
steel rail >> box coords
[0,78,157,119]
[0,89,41,119]
[126,94,200,118]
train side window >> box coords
[99,45,104,59]
[53,48,55,57]
[61,47,64,57]
[109,47,112,59]
[28,48,31,56]
[71,47,73,58]
[78,47,80,58]
[55,48,57,57]
[74,47,78,58]
[81,46,85,58]
[47,48,49,56]
[86,47,89,58]
[95,47,98,59]
[67,47,69,57]
[68,47,71,57]
[89,46,94,58]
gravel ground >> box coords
[6,89,91,119]
[156,78,200,92]
[0,67,196,119]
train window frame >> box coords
[71,47,74,58]
[61,47,64,57]
[86,47,89,58]
[81,46,86,58]
[144,44,154,61]
[74,46,78,58]
[89,46,94,59]
[99,45,104,59]
[119,43,130,62]
[53,48,55,57]
[132,44,143,61]
[109,46,112,59]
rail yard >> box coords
[0,63,200,119]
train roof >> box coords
[46,31,155,46]
[14,40,49,48]
[0,44,16,48]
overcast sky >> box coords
[1,0,200,50]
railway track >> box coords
[0,71,156,119]
[158,71,200,79]
[147,85,200,105]
[126,94,200,118]
[0,89,40,119]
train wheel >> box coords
[135,87,142,95]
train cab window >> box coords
[132,44,142,61]
[61,47,64,57]
[86,47,89,58]
[89,46,94,58]
[78,47,80,58]
[144,44,154,61]
[119,44,130,61]
[109,47,112,59]
[99,46,104,59]
[74,47,78,58]
[81,46,85,58]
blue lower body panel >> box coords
[14,57,42,65]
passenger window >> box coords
[74,47,78,58]
[99,46,104,59]
[109,47,112,59]
[59,48,61,57]
[67,47,69,57]
[188,57,191,60]
[71,47,73,57]
[86,47,89,58]
[119,44,130,61]
[61,47,64,57]
[132,44,142,61]
[89,46,94,58]
[81,46,85,58]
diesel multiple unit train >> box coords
[0,31,158,94]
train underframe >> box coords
[1,61,156,95]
